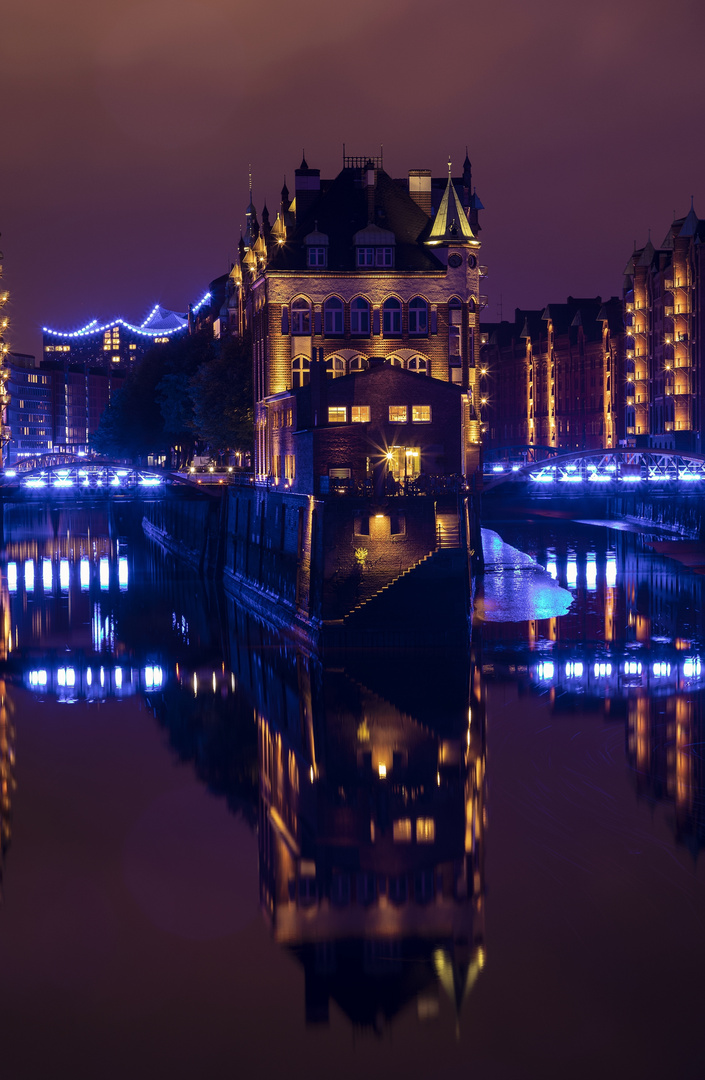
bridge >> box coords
[1,460,176,495]
[483,448,705,494]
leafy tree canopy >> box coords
[91,330,253,462]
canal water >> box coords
[0,503,704,1079]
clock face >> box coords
[467,255,477,268]
[448,253,463,268]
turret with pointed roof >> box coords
[426,163,480,248]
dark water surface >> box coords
[0,504,704,1079]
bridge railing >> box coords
[484,448,705,492]
[2,462,169,492]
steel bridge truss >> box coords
[5,462,166,492]
[484,448,705,492]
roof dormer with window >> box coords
[353,223,396,269]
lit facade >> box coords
[225,152,486,484]
[6,355,52,461]
[480,296,625,452]
[624,206,705,451]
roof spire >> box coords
[300,149,308,169]
[426,167,479,248]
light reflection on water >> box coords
[1,507,705,1075]
[477,528,573,622]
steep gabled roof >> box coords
[266,167,445,273]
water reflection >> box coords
[480,519,705,855]
[5,502,705,1047]
[0,503,487,1032]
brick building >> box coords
[268,358,469,494]
[223,151,486,486]
[624,205,705,451]
[480,296,625,453]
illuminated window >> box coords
[389,356,404,367]
[409,297,428,334]
[389,405,407,422]
[324,297,344,335]
[408,356,428,375]
[328,406,347,423]
[383,297,402,335]
[129,343,137,350]
[416,817,435,843]
[350,356,369,374]
[292,356,310,388]
[357,247,374,267]
[308,246,326,267]
[351,406,371,422]
[350,297,370,335]
[103,344,111,351]
[285,454,295,481]
[291,298,311,335]
[393,819,412,842]
[412,405,431,422]
[326,355,345,379]
[44,346,54,352]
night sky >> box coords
[3,0,705,356]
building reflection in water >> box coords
[1,507,488,1032]
[251,639,487,1030]
[479,522,705,856]
[12,509,705,1027]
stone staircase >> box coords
[344,550,435,621]
[343,546,470,632]
[436,511,461,548]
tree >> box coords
[91,329,253,464]
[188,335,253,457]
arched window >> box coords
[408,356,428,375]
[324,297,344,336]
[350,356,369,374]
[389,356,404,368]
[350,297,370,335]
[383,297,402,336]
[292,356,310,388]
[326,355,345,379]
[408,297,428,335]
[291,298,311,336]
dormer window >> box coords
[353,224,396,270]
[304,227,329,269]
[356,246,393,268]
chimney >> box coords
[365,161,376,221]
[294,155,321,223]
[408,170,432,216]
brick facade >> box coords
[223,152,486,487]
[480,297,626,453]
